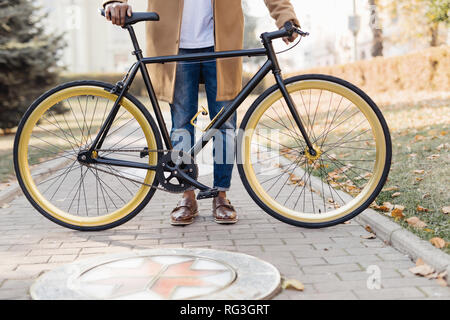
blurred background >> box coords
[35,0,450,73]
[0,0,449,248]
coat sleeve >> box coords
[102,0,127,8]
[264,0,300,29]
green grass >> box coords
[375,122,449,253]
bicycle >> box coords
[13,10,392,231]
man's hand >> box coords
[105,2,133,26]
[282,20,299,45]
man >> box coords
[103,0,299,226]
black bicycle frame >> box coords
[88,24,316,179]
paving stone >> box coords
[28,248,81,256]
[381,277,440,288]
[60,241,110,249]
[1,279,34,290]
[293,291,358,300]
[324,255,382,265]
[1,256,50,265]
[337,270,403,281]
[419,286,450,298]
[0,288,30,300]
[302,263,362,274]
[296,257,327,266]
[295,273,341,284]
[353,287,427,299]
[314,280,369,293]
[49,255,79,263]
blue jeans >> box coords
[170,47,237,192]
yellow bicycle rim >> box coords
[17,86,158,228]
[241,80,387,223]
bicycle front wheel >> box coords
[238,74,392,228]
[14,81,162,231]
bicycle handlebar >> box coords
[263,21,310,41]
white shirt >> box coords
[179,0,215,49]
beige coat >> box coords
[103,0,299,103]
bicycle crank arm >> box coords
[174,170,220,199]
[173,169,211,192]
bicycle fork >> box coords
[262,33,317,157]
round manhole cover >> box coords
[30,249,281,300]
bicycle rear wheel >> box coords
[238,74,392,228]
[14,81,162,231]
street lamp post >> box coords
[348,0,361,61]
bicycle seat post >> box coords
[125,25,144,60]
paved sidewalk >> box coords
[0,169,449,300]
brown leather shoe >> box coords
[213,197,238,224]
[171,197,198,226]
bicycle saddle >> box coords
[100,9,159,26]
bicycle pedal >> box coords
[197,188,219,200]
[140,147,149,158]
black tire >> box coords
[237,74,392,229]
[13,81,163,231]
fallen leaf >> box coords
[442,206,450,215]
[383,202,395,211]
[391,192,401,198]
[409,264,435,277]
[281,278,305,291]
[438,271,448,280]
[414,135,425,142]
[415,177,424,182]
[417,205,429,213]
[422,193,431,199]
[406,217,427,229]
[391,208,405,220]
[424,228,434,233]
[0,203,10,209]
[426,154,440,160]
[413,170,425,175]
[365,225,374,233]
[425,272,439,279]
[416,258,425,266]
[408,153,417,158]
[429,237,446,249]
[361,233,377,240]
[441,131,448,136]
[372,203,390,212]
[384,186,399,192]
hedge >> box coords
[287,46,450,96]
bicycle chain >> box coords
[95,148,167,154]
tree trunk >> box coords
[369,0,384,57]
[430,23,439,47]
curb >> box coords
[0,181,21,207]
[355,208,450,284]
